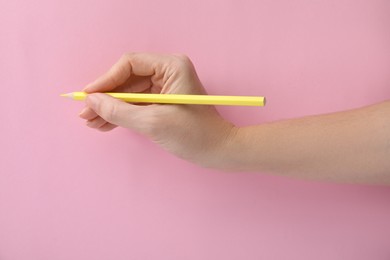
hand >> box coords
[79,53,236,167]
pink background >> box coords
[1,0,390,259]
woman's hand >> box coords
[79,53,236,167]
[78,52,390,184]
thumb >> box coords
[86,93,142,129]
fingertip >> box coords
[82,82,93,92]
[82,87,90,93]
[83,84,97,94]
[98,123,117,132]
[79,107,98,120]
[83,78,106,93]
[86,116,107,129]
[79,107,88,117]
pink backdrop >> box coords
[1,0,390,259]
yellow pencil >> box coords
[61,92,266,107]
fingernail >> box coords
[79,107,88,117]
[82,83,91,92]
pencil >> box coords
[61,92,266,107]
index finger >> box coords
[83,53,160,93]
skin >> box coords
[80,52,390,185]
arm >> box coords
[80,52,390,185]
[219,101,390,184]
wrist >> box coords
[199,122,242,170]
[218,125,245,171]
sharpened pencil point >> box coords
[60,93,72,98]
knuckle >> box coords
[123,52,135,59]
[168,54,194,75]
[118,53,130,64]
[173,53,192,66]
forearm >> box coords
[220,101,390,184]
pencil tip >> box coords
[60,93,71,98]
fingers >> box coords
[79,106,117,132]
[85,93,144,130]
[83,53,161,93]
[86,116,107,128]
[83,54,132,93]
[97,122,117,132]
[79,107,98,120]
[84,118,117,132]
[83,52,199,94]
[86,120,117,132]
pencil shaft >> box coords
[64,92,266,107]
